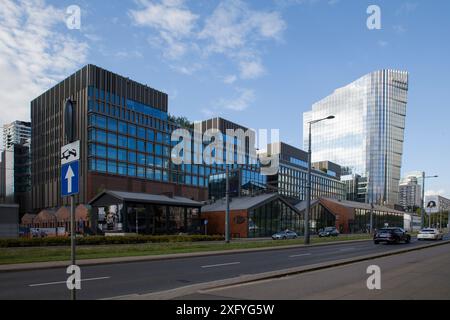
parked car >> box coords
[272,230,298,240]
[374,228,411,244]
[319,227,339,238]
[418,228,444,241]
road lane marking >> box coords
[339,247,356,252]
[201,262,241,269]
[289,253,312,258]
[29,276,111,287]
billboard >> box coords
[425,195,440,214]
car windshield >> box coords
[421,229,436,233]
[325,227,334,231]
[378,229,393,233]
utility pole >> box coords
[136,211,139,235]
[421,172,426,229]
[305,123,312,245]
[304,115,335,245]
[225,164,230,243]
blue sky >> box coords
[0,0,449,197]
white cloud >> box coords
[130,0,198,60]
[0,0,89,125]
[393,25,407,34]
[396,2,418,15]
[217,88,255,111]
[425,190,447,197]
[239,58,265,79]
[199,0,284,79]
[130,0,198,37]
[378,40,389,47]
[224,74,237,84]
[169,63,202,75]
[130,0,286,80]
[200,0,285,53]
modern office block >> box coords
[304,70,409,206]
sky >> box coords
[0,0,449,197]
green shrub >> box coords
[0,235,225,248]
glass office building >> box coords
[303,70,409,206]
[31,65,262,213]
[266,142,345,203]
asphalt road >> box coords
[185,240,450,300]
[0,236,448,300]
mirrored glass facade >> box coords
[304,70,409,206]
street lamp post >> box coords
[225,164,230,243]
[305,115,335,245]
[421,173,438,229]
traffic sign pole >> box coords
[61,139,80,301]
[71,194,76,301]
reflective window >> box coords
[137,153,146,166]
[97,159,107,172]
[128,124,137,136]
[108,161,117,174]
[128,137,136,150]
[118,135,127,148]
[137,127,146,139]
[128,151,137,163]
[108,118,118,131]
[107,133,117,146]
[118,121,127,134]
[137,140,145,152]
[128,165,136,177]
[118,149,127,162]
[118,162,127,175]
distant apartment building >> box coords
[3,121,31,149]
[0,121,31,214]
[399,174,422,212]
[304,70,409,206]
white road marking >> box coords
[339,247,356,252]
[29,277,111,287]
[201,262,241,269]
[289,253,312,258]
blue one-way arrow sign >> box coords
[62,161,79,197]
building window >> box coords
[108,161,117,174]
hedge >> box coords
[0,235,225,248]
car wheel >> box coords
[283,236,287,240]
[405,237,411,244]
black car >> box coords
[374,228,411,244]
[319,227,339,237]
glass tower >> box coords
[303,70,409,206]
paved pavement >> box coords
[0,236,448,300]
[181,242,450,300]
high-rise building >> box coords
[0,121,31,214]
[3,121,31,150]
[31,65,213,212]
[399,174,422,212]
[31,65,261,213]
[303,70,409,206]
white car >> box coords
[417,228,444,241]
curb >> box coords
[0,238,372,273]
[108,240,450,300]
